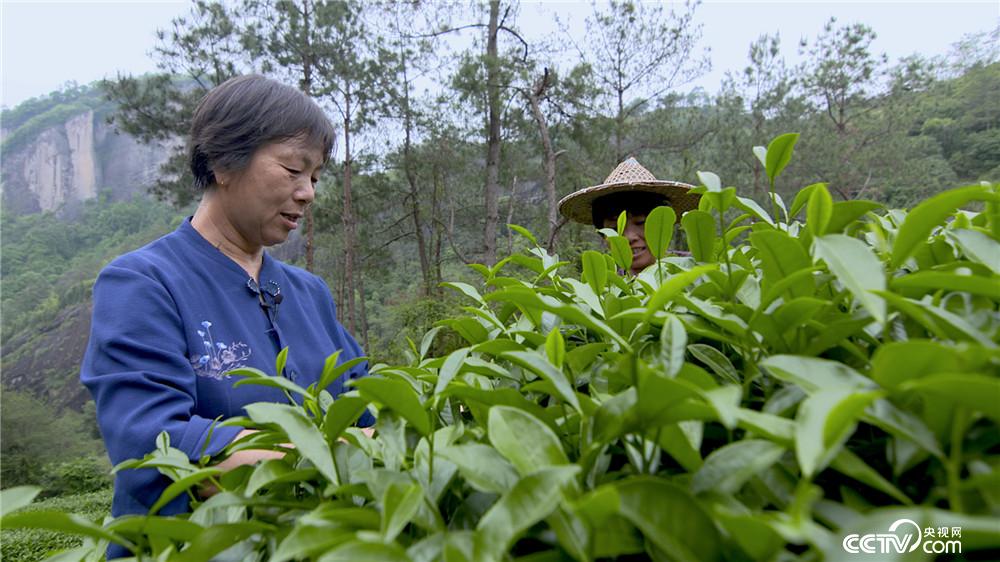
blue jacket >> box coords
[81,218,373,531]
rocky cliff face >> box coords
[1,109,174,215]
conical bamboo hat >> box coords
[558,158,700,225]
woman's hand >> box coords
[198,429,287,498]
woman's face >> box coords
[602,211,654,274]
[214,136,324,250]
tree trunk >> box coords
[400,49,432,296]
[357,270,369,350]
[432,144,444,292]
[300,0,316,272]
[615,64,626,162]
[525,69,559,245]
[483,0,502,267]
[342,91,357,333]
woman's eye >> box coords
[282,166,302,175]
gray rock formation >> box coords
[1,108,174,215]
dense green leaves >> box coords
[29,136,1000,561]
[245,402,338,486]
[891,184,998,267]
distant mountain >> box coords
[1,84,174,216]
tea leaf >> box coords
[544,328,566,370]
[645,205,677,260]
[442,282,486,305]
[714,512,784,561]
[351,377,431,437]
[434,347,471,395]
[607,235,633,272]
[795,389,881,478]
[890,271,1000,299]
[827,200,882,233]
[691,439,786,495]
[488,406,569,475]
[813,234,887,324]
[891,184,997,268]
[697,171,722,192]
[382,482,423,541]
[150,467,223,514]
[508,224,539,247]
[829,449,911,504]
[645,265,716,320]
[107,515,204,544]
[581,250,608,295]
[317,539,410,562]
[322,395,370,443]
[272,526,353,562]
[245,458,293,496]
[446,317,490,345]
[901,373,1000,424]
[762,355,875,393]
[0,510,131,549]
[871,340,964,389]
[864,400,944,458]
[0,485,40,517]
[877,291,997,347]
[659,314,687,377]
[750,230,814,299]
[948,228,1000,274]
[764,133,799,183]
[475,465,581,558]
[318,354,366,394]
[806,182,833,236]
[276,346,289,378]
[439,443,519,494]
[734,196,775,226]
[615,477,723,561]
[687,344,739,384]
[246,402,339,485]
[502,350,580,412]
[789,183,826,219]
[681,210,717,262]
[230,366,313,400]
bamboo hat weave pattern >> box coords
[558,158,700,225]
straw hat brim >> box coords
[558,180,700,225]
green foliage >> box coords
[39,457,113,498]
[0,390,104,489]
[11,136,1000,561]
[1,195,182,341]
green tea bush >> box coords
[0,489,111,562]
[3,135,998,561]
[40,456,113,498]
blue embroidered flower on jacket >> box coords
[189,321,251,379]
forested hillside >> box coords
[1,0,997,492]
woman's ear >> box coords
[213,169,230,188]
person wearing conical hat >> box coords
[558,157,699,275]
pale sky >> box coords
[1,0,998,110]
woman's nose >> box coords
[294,180,316,204]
